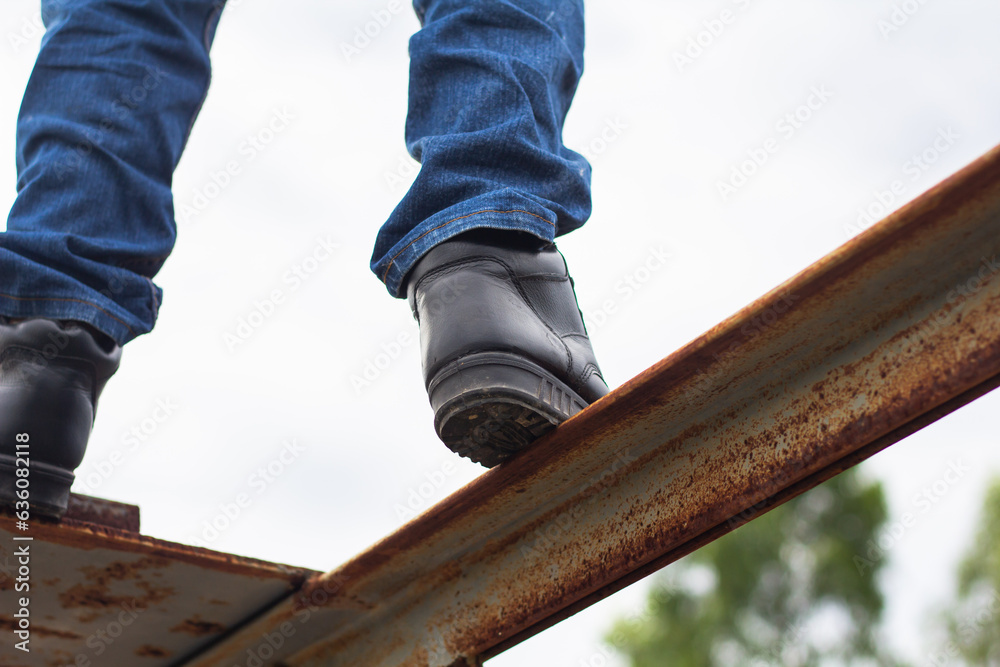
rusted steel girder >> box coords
[0,496,317,666]
[185,144,1000,667]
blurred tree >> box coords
[607,467,903,666]
[935,478,1000,665]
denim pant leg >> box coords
[370,0,590,297]
[0,0,225,346]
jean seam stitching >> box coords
[0,293,136,335]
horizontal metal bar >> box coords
[0,502,317,666]
[185,143,1000,667]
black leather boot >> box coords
[0,317,121,517]
[406,230,608,467]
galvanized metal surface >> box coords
[0,495,317,666]
[184,144,1000,667]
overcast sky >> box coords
[3,0,1000,664]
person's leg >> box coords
[0,0,226,515]
[0,0,226,345]
[372,0,590,296]
[378,0,607,466]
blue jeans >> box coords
[0,0,590,346]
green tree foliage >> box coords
[935,478,1000,665]
[608,467,900,667]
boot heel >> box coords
[428,352,588,467]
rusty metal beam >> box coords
[184,144,1000,667]
[0,495,317,666]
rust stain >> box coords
[59,557,175,610]
[135,644,172,658]
[170,615,227,636]
[0,615,81,639]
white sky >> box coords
[2,1,1000,665]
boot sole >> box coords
[0,455,73,518]
[429,352,588,467]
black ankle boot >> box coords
[406,230,608,467]
[0,318,121,517]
